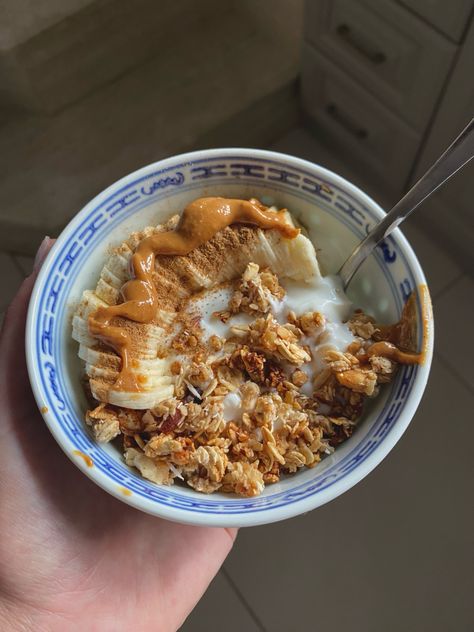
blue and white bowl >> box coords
[26,148,433,527]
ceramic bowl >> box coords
[26,148,433,527]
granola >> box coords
[67,194,425,500]
[83,259,421,497]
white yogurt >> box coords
[273,274,353,324]
[272,274,356,375]
[187,272,356,390]
[189,287,254,339]
[222,391,242,422]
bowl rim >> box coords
[26,147,433,527]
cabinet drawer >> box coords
[304,0,456,131]
[301,45,420,192]
[411,15,474,229]
[398,0,473,43]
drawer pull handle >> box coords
[326,104,368,139]
[336,24,387,65]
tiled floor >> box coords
[186,129,474,631]
[1,127,472,631]
[0,7,299,254]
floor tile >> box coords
[180,571,262,632]
[434,275,474,390]
[12,254,35,278]
[0,9,298,251]
[399,222,461,299]
[0,252,24,312]
[224,357,474,632]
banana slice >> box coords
[73,209,321,410]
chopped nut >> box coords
[240,381,260,411]
[214,310,231,323]
[299,311,325,334]
[183,400,225,435]
[85,403,120,442]
[185,445,228,493]
[239,348,266,383]
[124,448,172,485]
[261,426,285,465]
[370,355,393,374]
[144,434,184,458]
[324,349,359,372]
[335,368,377,396]
[224,263,286,317]
[348,310,378,339]
[266,360,286,388]
[159,410,184,434]
[209,335,224,351]
[255,393,280,426]
[291,369,308,387]
[369,355,395,384]
[221,462,264,497]
[170,360,181,375]
[243,314,311,365]
[185,362,214,388]
[216,364,244,391]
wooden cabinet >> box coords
[305,0,456,130]
[410,16,474,264]
[301,45,420,190]
[301,0,473,265]
[398,0,474,42]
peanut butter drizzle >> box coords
[367,341,422,364]
[89,197,299,391]
[368,284,432,365]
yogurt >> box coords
[222,391,242,421]
[189,286,254,339]
[274,275,355,373]
[189,273,356,379]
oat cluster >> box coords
[85,264,405,496]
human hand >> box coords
[0,238,237,632]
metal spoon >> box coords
[339,117,474,289]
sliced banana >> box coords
[73,209,321,410]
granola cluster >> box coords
[215,262,285,321]
[85,263,411,497]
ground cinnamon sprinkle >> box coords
[126,225,264,315]
[100,225,271,367]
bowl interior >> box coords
[28,150,432,525]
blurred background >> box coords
[0,1,472,630]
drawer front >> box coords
[411,16,474,227]
[301,45,420,192]
[304,0,456,131]
[440,169,474,229]
[398,0,473,42]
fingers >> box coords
[33,236,54,274]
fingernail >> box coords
[33,236,52,272]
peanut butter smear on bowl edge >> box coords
[372,284,431,366]
[88,197,299,391]
[73,450,94,468]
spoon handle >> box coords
[339,117,474,289]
